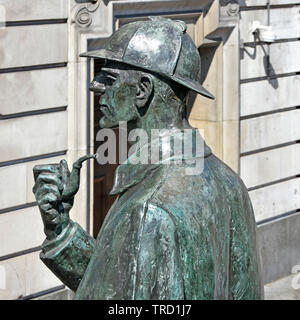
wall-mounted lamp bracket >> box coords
[251,20,276,43]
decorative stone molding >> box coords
[71,0,100,28]
[219,0,239,24]
[75,0,97,3]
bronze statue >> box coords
[32,17,263,299]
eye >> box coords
[105,74,117,86]
[93,70,118,88]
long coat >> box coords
[40,129,263,299]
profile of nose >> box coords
[89,80,106,94]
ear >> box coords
[135,75,153,109]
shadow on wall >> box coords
[186,45,218,118]
[241,33,279,89]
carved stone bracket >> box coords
[75,0,97,3]
[71,0,101,28]
[220,0,239,21]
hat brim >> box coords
[170,74,214,100]
[80,49,123,61]
[80,49,215,100]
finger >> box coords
[33,164,60,182]
[35,184,61,201]
[60,159,69,171]
[41,207,57,220]
[41,208,60,225]
[59,159,70,184]
[39,202,52,212]
[37,193,58,207]
[33,173,63,194]
[33,164,60,174]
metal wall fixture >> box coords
[251,20,276,44]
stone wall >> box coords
[239,0,300,283]
[0,0,68,299]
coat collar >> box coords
[110,128,212,195]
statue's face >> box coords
[90,62,140,128]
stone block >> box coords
[257,212,300,283]
[0,24,67,69]
[0,111,68,163]
[240,109,300,153]
[0,251,62,299]
[0,207,44,257]
[0,67,68,115]
[251,179,300,222]
[0,0,67,21]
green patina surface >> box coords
[33,17,263,300]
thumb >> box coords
[59,159,70,185]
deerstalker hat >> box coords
[80,16,214,99]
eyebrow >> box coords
[100,68,119,78]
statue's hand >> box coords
[33,160,73,240]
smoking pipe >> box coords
[62,154,97,200]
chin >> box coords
[99,117,119,129]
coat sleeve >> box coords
[40,220,95,292]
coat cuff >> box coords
[40,220,95,292]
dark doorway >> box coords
[93,62,119,238]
